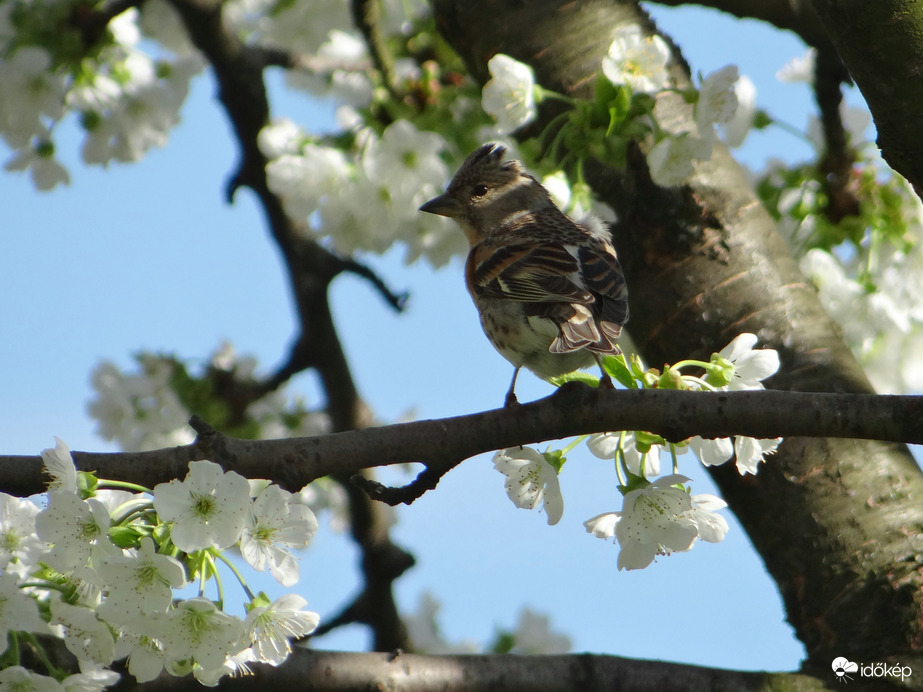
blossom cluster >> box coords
[261,118,466,266]
[0,0,203,188]
[493,334,781,570]
[87,344,332,452]
[0,440,320,688]
[751,58,923,393]
[404,593,571,655]
[85,345,349,530]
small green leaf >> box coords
[543,449,566,474]
[601,355,636,388]
[77,471,98,499]
[490,631,516,654]
[109,525,142,549]
[617,471,650,495]
[547,370,600,388]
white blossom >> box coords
[601,25,671,94]
[688,494,729,543]
[0,494,47,578]
[508,608,571,655]
[50,598,117,665]
[41,437,78,493]
[97,537,187,626]
[493,447,564,525]
[734,436,781,475]
[61,666,121,692]
[87,357,193,452]
[776,48,816,83]
[717,333,780,390]
[696,65,739,130]
[612,475,697,570]
[35,493,111,573]
[481,53,537,134]
[722,74,756,148]
[244,594,319,665]
[153,460,251,552]
[239,485,318,586]
[362,120,448,202]
[586,431,661,477]
[163,598,246,672]
[0,666,65,692]
[646,133,712,187]
[4,142,70,190]
[687,436,734,468]
[0,47,66,147]
[0,573,44,653]
[585,475,728,570]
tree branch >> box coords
[805,0,923,198]
[166,0,411,651]
[813,48,860,223]
[3,388,922,498]
[108,648,845,692]
[649,0,833,51]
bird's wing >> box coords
[577,241,629,342]
[470,241,592,303]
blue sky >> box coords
[1,3,872,671]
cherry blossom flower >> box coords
[585,475,728,570]
[244,594,319,665]
[40,437,77,493]
[601,25,671,94]
[696,65,739,130]
[239,485,318,586]
[0,493,47,577]
[153,460,250,552]
[97,537,187,626]
[481,54,537,134]
[714,332,780,390]
[0,573,44,653]
[163,598,246,672]
[493,447,564,525]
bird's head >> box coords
[419,143,550,244]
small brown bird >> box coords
[419,143,629,406]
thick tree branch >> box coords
[3,388,922,498]
[648,0,833,51]
[109,649,848,692]
[814,48,860,223]
[805,0,923,198]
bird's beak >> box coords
[419,194,460,217]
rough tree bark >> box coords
[433,0,923,680]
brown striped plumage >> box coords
[420,143,629,405]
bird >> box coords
[419,142,629,406]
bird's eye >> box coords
[472,184,489,198]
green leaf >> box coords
[246,592,273,611]
[547,370,601,388]
[109,525,142,549]
[543,449,566,474]
[490,631,516,654]
[77,471,98,499]
[602,355,637,388]
[617,471,650,495]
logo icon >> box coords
[832,657,859,683]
